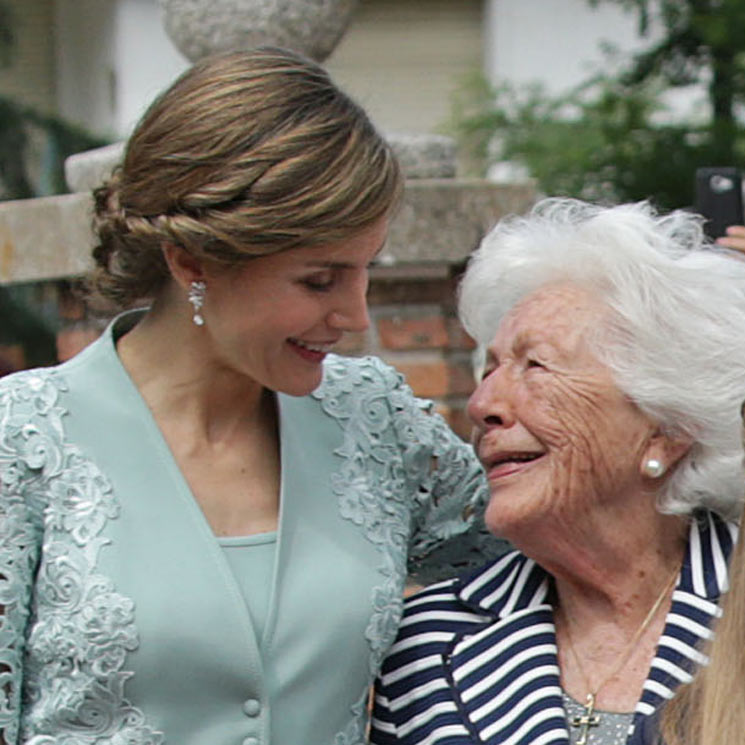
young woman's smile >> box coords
[198,216,388,396]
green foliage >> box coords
[0,0,103,371]
[0,99,102,367]
[0,1,14,68]
[0,283,57,368]
[450,0,745,210]
[0,0,108,200]
[0,96,109,200]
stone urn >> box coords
[159,0,359,62]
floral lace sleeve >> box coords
[315,355,508,589]
[340,357,510,584]
[377,360,509,584]
[0,373,54,745]
[0,370,162,745]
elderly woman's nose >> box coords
[467,369,515,429]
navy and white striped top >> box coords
[371,511,735,745]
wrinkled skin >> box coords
[468,283,686,580]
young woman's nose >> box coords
[467,367,516,431]
[327,277,371,332]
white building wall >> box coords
[55,0,484,139]
[50,0,683,141]
[112,0,188,136]
[326,0,483,134]
[54,0,187,138]
[54,0,118,136]
[484,0,701,122]
[484,0,645,95]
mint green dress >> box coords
[0,312,499,745]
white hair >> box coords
[459,197,745,520]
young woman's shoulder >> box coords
[321,353,410,393]
[0,364,65,401]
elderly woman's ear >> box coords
[640,431,692,480]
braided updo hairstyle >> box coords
[90,46,402,308]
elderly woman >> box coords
[370,198,745,745]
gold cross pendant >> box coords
[570,693,601,745]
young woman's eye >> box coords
[302,275,334,291]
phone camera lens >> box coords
[710,174,735,193]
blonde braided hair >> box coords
[89,46,402,308]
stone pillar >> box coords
[159,0,359,62]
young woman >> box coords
[0,47,496,745]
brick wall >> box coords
[364,266,477,440]
[2,264,479,440]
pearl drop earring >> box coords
[643,458,666,478]
[188,280,206,326]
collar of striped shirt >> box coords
[375,511,736,745]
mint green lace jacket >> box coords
[0,315,501,745]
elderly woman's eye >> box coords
[527,359,545,370]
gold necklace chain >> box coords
[560,566,679,745]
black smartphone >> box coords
[694,166,744,240]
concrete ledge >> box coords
[65,142,124,194]
[382,179,536,265]
[0,193,96,284]
[0,180,536,284]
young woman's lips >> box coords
[287,338,334,363]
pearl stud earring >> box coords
[643,458,666,478]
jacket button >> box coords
[243,699,261,717]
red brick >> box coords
[447,320,477,350]
[0,344,25,375]
[435,404,475,442]
[397,360,449,398]
[377,316,449,351]
[56,326,102,362]
[368,277,456,306]
[334,330,369,355]
[397,359,477,399]
[57,283,88,321]
[447,360,478,396]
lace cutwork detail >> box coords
[0,370,163,744]
[313,355,495,745]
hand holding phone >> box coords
[715,224,745,254]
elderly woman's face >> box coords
[468,283,656,542]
